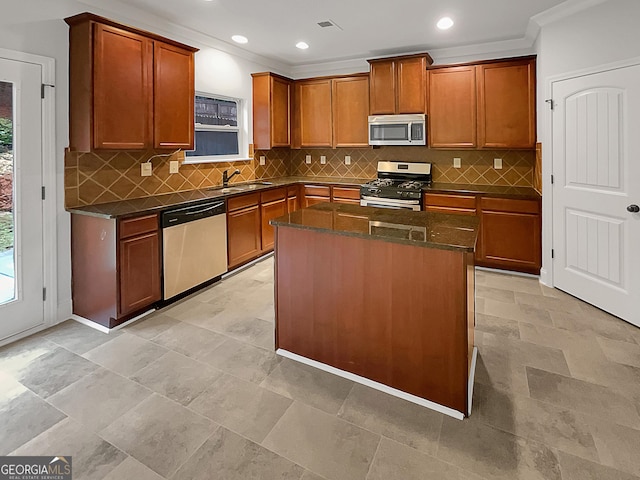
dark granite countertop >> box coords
[425,183,541,199]
[67,176,539,219]
[67,176,371,219]
[270,202,479,252]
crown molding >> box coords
[531,0,609,26]
[75,0,291,74]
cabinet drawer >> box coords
[480,197,540,214]
[227,192,260,212]
[261,187,286,204]
[118,214,158,239]
[304,185,331,197]
[287,185,299,198]
[332,186,361,200]
[424,193,477,210]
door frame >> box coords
[0,47,57,345]
[542,55,640,288]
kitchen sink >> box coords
[209,181,274,194]
[219,187,247,193]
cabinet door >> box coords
[154,41,195,149]
[297,80,333,147]
[428,66,477,148]
[423,193,477,215]
[227,205,262,268]
[119,231,161,316]
[287,186,299,213]
[261,198,287,252]
[332,76,370,147]
[93,24,152,149]
[369,60,396,115]
[477,59,536,149]
[396,57,426,114]
[477,197,541,274]
[271,76,291,147]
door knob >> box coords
[628,204,640,213]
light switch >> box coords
[305,155,312,164]
[494,158,503,169]
[453,157,461,168]
[141,162,152,177]
[259,156,266,166]
[320,155,326,165]
[345,155,351,165]
[169,160,179,174]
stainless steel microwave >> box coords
[368,114,426,146]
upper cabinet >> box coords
[428,65,477,148]
[293,74,369,148]
[427,56,536,149]
[252,72,292,150]
[65,13,197,152]
[477,58,536,149]
[368,54,433,115]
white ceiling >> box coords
[121,0,567,66]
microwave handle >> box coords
[407,122,412,143]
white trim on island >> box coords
[276,348,469,421]
[468,346,478,417]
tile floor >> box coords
[1,256,640,479]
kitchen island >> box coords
[271,202,479,418]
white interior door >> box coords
[0,57,44,340]
[552,63,640,327]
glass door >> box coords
[0,81,14,304]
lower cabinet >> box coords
[287,185,300,213]
[71,212,161,328]
[227,193,262,269]
[260,188,287,252]
[303,185,331,207]
[477,197,541,274]
[423,192,541,274]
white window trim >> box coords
[184,92,250,164]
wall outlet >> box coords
[453,157,461,168]
[169,160,179,174]
[494,158,503,169]
[259,155,266,166]
[141,162,152,177]
[345,155,351,165]
[305,155,312,164]
[320,155,326,165]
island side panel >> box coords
[275,226,470,413]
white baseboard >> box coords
[276,349,466,420]
[56,299,73,325]
[539,267,552,287]
[70,309,155,334]
[468,346,478,416]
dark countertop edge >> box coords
[67,177,540,219]
[270,219,476,253]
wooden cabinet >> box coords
[477,197,541,274]
[477,58,536,149]
[260,188,287,252]
[427,57,536,149]
[293,74,369,148]
[153,41,195,149]
[423,192,541,274]
[303,185,331,207]
[295,79,333,147]
[287,186,300,213]
[252,72,292,150]
[428,66,477,148]
[119,216,162,316]
[369,54,432,115]
[227,193,262,269]
[332,76,370,147]
[331,186,361,205]
[71,212,161,328]
[66,13,197,152]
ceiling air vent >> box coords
[317,20,342,30]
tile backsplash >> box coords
[65,146,535,208]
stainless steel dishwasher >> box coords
[161,200,227,300]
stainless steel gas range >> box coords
[360,161,432,211]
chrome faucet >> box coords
[222,169,241,187]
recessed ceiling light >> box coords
[231,35,248,44]
[296,41,309,50]
[437,17,454,30]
